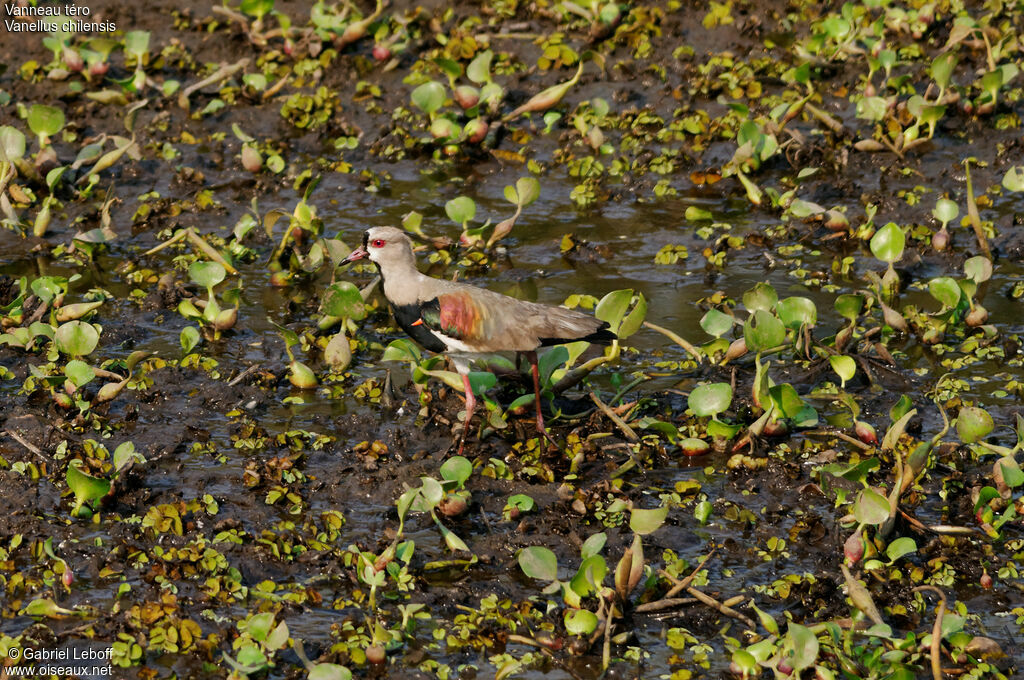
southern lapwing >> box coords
[344,226,615,454]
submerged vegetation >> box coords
[1,0,1023,678]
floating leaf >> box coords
[742,282,777,312]
[580,532,606,559]
[0,125,26,162]
[830,355,856,385]
[189,261,226,291]
[785,622,819,672]
[869,222,905,264]
[963,256,992,283]
[629,504,668,535]
[64,359,95,388]
[411,81,446,115]
[834,294,864,322]
[932,197,959,226]
[445,196,476,225]
[564,609,598,636]
[929,277,961,308]
[440,456,473,487]
[885,537,917,562]
[688,383,732,419]
[309,664,352,680]
[777,297,817,331]
[180,326,201,354]
[322,281,366,320]
[467,50,493,84]
[957,406,993,444]
[853,488,890,526]
[66,462,110,518]
[518,546,558,581]
[889,395,913,423]
[27,104,65,138]
[743,310,786,352]
[700,309,733,338]
[55,321,99,357]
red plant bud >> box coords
[464,118,488,144]
[283,39,295,56]
[854,420,878,445]
[454,85,480,110]
[241,145,262,173]
[931,227,949,252]
[89,61,109,77]
[763,420,789,437]
[980,570,993,589]
[63,46,84,72]
[372,44,391,62]
[965,305,988,327]
[824,209,849,232]
[438,493,468,517]
[844,532,864,564]
[365,644,385,664]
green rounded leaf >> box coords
[700,308,733,338]
[518,546,558,581]
[180,326,201,354]
[957,406,993,444]
[309,664,352,680]
[869,222,905,264]
[853,487,891,526]
[440,456,473,487]
[629,504,668,535]
[66,461,111,514]
[580,532,606,559]
[743,310,786,352]
[64,359,95,388]
[963,256,992,284]
[411,81,446,115]
[834,293,864,322]
[777,297,817,331]
[0,125,26,162]
[742,282,777,312]
[829,355,856,384]
[189,261,226,290]
[28,104,65,137]
[445,196,476,225]
[689,383,732,418]
[932,197,959,225]
[466,50,493,85]
[55,320,100,357]
[885,536,917,562]
[322,281,366,320]
[1003,166,1024,192]
[564,609,599,636]
[928,277,961,308]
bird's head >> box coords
[344,226,415,267]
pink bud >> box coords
[63,46,84,72]
[854,421,878,445]
[89,61,109,77]
[844,532,864,564]
[62,568,74,588]
[372,44,391,62]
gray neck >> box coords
[377,251,426,306]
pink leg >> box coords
[525,352,558,448]
[524,351,545,433]
[457,370,475,456]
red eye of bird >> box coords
[371,239,386,248]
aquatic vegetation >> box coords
[1,0,1023,678]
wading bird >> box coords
[345,226,615,455]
